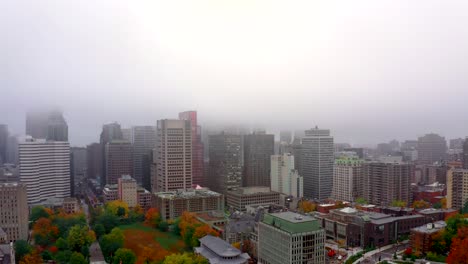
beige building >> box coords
[153,189,224,220]
[447,168,468,209]
[154,119,192,192]
[0,182,29,241]
[118,175,137,207]
[62,197,80,214]
[331,154,364,202]
[226,186,280,212]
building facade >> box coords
[270,153,303,197]
[179,111,205,186]
[19,138,70,204]
[132,126,156,189]
[0,125,7,165]
[118,175,137,207]
[0,182,29,241]
[208,133,243,194]
[70,147,87,196]
[446,168,468,209]
[100,122,123,185]
[417,133,447,165]
[243,133,274,187]
[301,128,334,200]
[153,189,224,220]
[86,143,102,181]
[105,140,133,185]
[331,155,363,202]
[258,212,325,264]
[154,119,192,192]
[226,187,280,212]
[362,162,412,207]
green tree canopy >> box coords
[69,252,87,264]
[112,248,136,264]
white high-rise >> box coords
[270,153,303,197]
[301,127,334,200]
[155,119,192,192]
[331,154,363,202]
[19,138,70,204]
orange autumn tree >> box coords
[178,212,219,248]
[447,227,468,264]
[19,251,43,264]
[412,200,431,209]
[298,200,316,213]
[32,218,59,247]
[145,208,161,227]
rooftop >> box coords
[197,235,243,257]
[228,186,274,195]
[262,211,322,234]
[155,189,222,199]
[412,221,446,234]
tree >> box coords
[145,208,161,227]
[69,252,87,264]
[298,200,316,213]
[106,200,129,217]
[30,206,50,222]
[412,200,431,209]
[391,200,407,208]
[113,248,136,264]
[447,227,468,264]
[67,225,96,252]
[14,240,32,261]
[93,223,106,238]
[19,251,43,264]
[462,201,468,214]
[96,212,119,233]
[55,250,73,264]
[191,225,219,247]
[159,221,169,232]
[355,197,368,205]
[56,237,69,250]
[100,227,125,261]
[32,217,59,246]
[163,253,208,264]
[41,250,53,261]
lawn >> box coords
[118,223,186,264]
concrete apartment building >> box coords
[243,133,275,187]
[105,140,133,185]
[118,175,137,207]
[226,186,280,212]
[417,133,447,164]
[258,212,325,264]
[179,111,205,187]
[362,162,412,206]
[301,127,334,200]
[0,182,29,241]
[153,189,224,220]
[19,138,70,204]
[410,221,446,255]
[62,197,80,214]
[331,154,364,202]
[208,133,243,194]
[154,119,192,192]
[270,153,303,198]
[446,168,468,209]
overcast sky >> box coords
[1,0,468,147]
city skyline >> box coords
[2,1,468,146]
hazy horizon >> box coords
[2,0,468,146]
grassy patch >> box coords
[118,222,154,232]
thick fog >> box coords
[1,0,468,146]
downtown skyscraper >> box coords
[179,111,205,186]
[132,126,156,189]
[208,133,243,194]
[26,110,68,141]
[154,119,192,192]
[417,133,447,164]
[19,138,71,204]
[100,122,123,185]
[105,140,133,185]
[243,133,274,187]
[301,127,334,200]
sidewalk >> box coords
[352,241,409,264]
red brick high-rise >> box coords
[179,111,205,187]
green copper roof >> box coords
[262,212,322,234]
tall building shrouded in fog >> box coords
[243,133,274,187]
[132,126,156,189]
[154,119,192,192]
[0,124,7,165]
[270,153,303,197]
[208,133,243,194]
[26,110,68,141]
[279,131,292,144]
[86,143,102,181]
[105,140,133,185]
[71,147,87,196]
[19,138,70,204]
[179,111,205,186]
[100,122,123,185]
[301,127,334,200]
[362,162,412,206]
[463,138,468,169]
[417,133,447,165]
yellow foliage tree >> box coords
[412,200,431,209]
[106,200,129,217]
[298,200,316,213]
